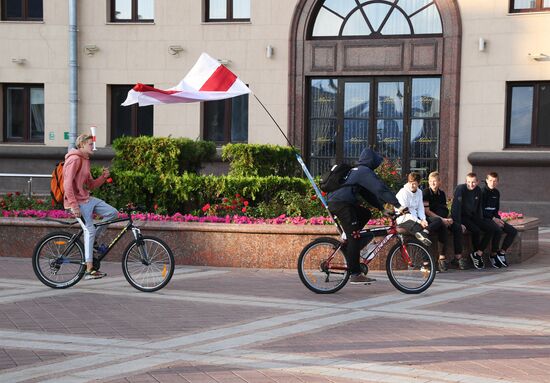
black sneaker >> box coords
[489,256,504,269]
[349,274,376,284]
[469,251,484,269]
[438,259,448,272]
[496,251,508,267]
[414,231,432,247]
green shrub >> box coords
[111,136,216,175]
[222,143,301,177]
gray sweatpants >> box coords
[77,197,118,262]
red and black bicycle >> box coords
[297,211,436,294]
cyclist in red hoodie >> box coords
[63,133,117,280]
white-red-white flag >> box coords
[122,53,250,106]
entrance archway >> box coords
[289,0,461,189]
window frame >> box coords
[506,81,550,149]
[204,0,250,22]
[2,83,44,143]
[203,94,249,145]
[509,0,550,13]
[307,76,441,177]
[110,0,154,23]
[1,0,43,21]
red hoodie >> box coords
[63,149,106,210]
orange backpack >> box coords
[50,160,81,207]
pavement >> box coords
[0,228,550,383]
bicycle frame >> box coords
[60,215,144,265]
[324,217,413,272]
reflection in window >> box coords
[206,0,250,21]
[204,94,249,144]
[3,84,44,142]
[2,0,43,20]
[312,0,442,37]
[510,0,550,12]
[506,82,550,147]
[111,0,154,22]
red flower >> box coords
[390,170,397,175]
[311,195,317,200]
[202,203,210,212]
[6,193,12,198]
[15,191,20,196]
[241,207,247,213]
[243,200,249,206]
[106,177,113,183]
[222,198,228,203]
[321,191,327,197]
[153,203,158,210]
[232,200,237,205]
[235,193,241,198]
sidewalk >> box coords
[0,228,549,383]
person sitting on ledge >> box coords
[481,172,517,268]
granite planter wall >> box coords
[0,217,540,270]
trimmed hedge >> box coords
[112,136,216,175]
[92,168,312,215]
[222,143,301,177]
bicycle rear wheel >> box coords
[297,237,349,294]
[122,236,175,292]
[32,232,85,289]
[386,240,435,294]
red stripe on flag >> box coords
[199,65,237,92]
[133,83,179,95]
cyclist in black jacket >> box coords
[327,148,404,284]
[451,173,496,269]
[481,172,517,268]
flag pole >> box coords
[253,94,329,210]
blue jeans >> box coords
[78,197,118,262]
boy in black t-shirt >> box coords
[481,172,517,268]
[423,172,465,271]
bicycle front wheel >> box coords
[32,232,85,289]
[386,240,435,294]
[298,237,349,294]
[122,236,175,292]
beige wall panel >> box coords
[457,0,550,178]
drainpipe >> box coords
[68,0,77,150]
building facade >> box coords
[1,0,550,219]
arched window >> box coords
[311,0,442,38]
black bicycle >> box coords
[32,207,175,292]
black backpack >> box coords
[319,163,354,193]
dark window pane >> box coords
[376,119,403,160]
[310,79,337,118]
[137,105,153,136]
[6,0,22,18]
[410,119,439,160]
[30,87,44,140]
[231,94,248,142]
[509,86,533,145]
[28,0,43,18]
[112,85,135,140]
[537,84,550,146]
[343,119,369,159]
[204,100,226,142]
[6,87,25,139]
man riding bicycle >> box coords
[63,133,118,280]
[327,148,404,284]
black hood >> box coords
[356,148,383,170]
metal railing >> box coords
[0,173,52,198]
